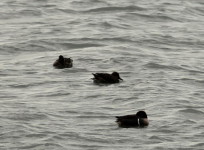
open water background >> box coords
[1,0,204,149]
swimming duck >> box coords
[116,111,149,127]
[53,55,73,68]
[92,72,123,83]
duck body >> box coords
[116,111,149,127]
[92,72,123,83]
[53,55,73,68]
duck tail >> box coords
[92,73,97,78]
[115,116,121,122]
[115,118,122,126]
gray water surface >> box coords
[1,0,204,149]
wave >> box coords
[83,5,145,13]
[0,40,104,53]
[7,112,48,121]
[144,62,182,70]
[125,12,181,22]
[144,62,204,74]
[179,108,204,115]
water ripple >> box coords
[1,0,204,150]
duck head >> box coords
[59,55,64,65]
[136,111,148,118]
[136,111,149,126]
[112,72,123,80]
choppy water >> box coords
[1,0,204,149]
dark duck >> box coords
[53,55,73,68]
[116,111,149,127]
[92,72,123,83]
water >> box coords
[1,0,204,149]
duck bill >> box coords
[119,77,123,80]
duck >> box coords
[53,55,73,68]
[92,72,123,83]
[116,111,149,127]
